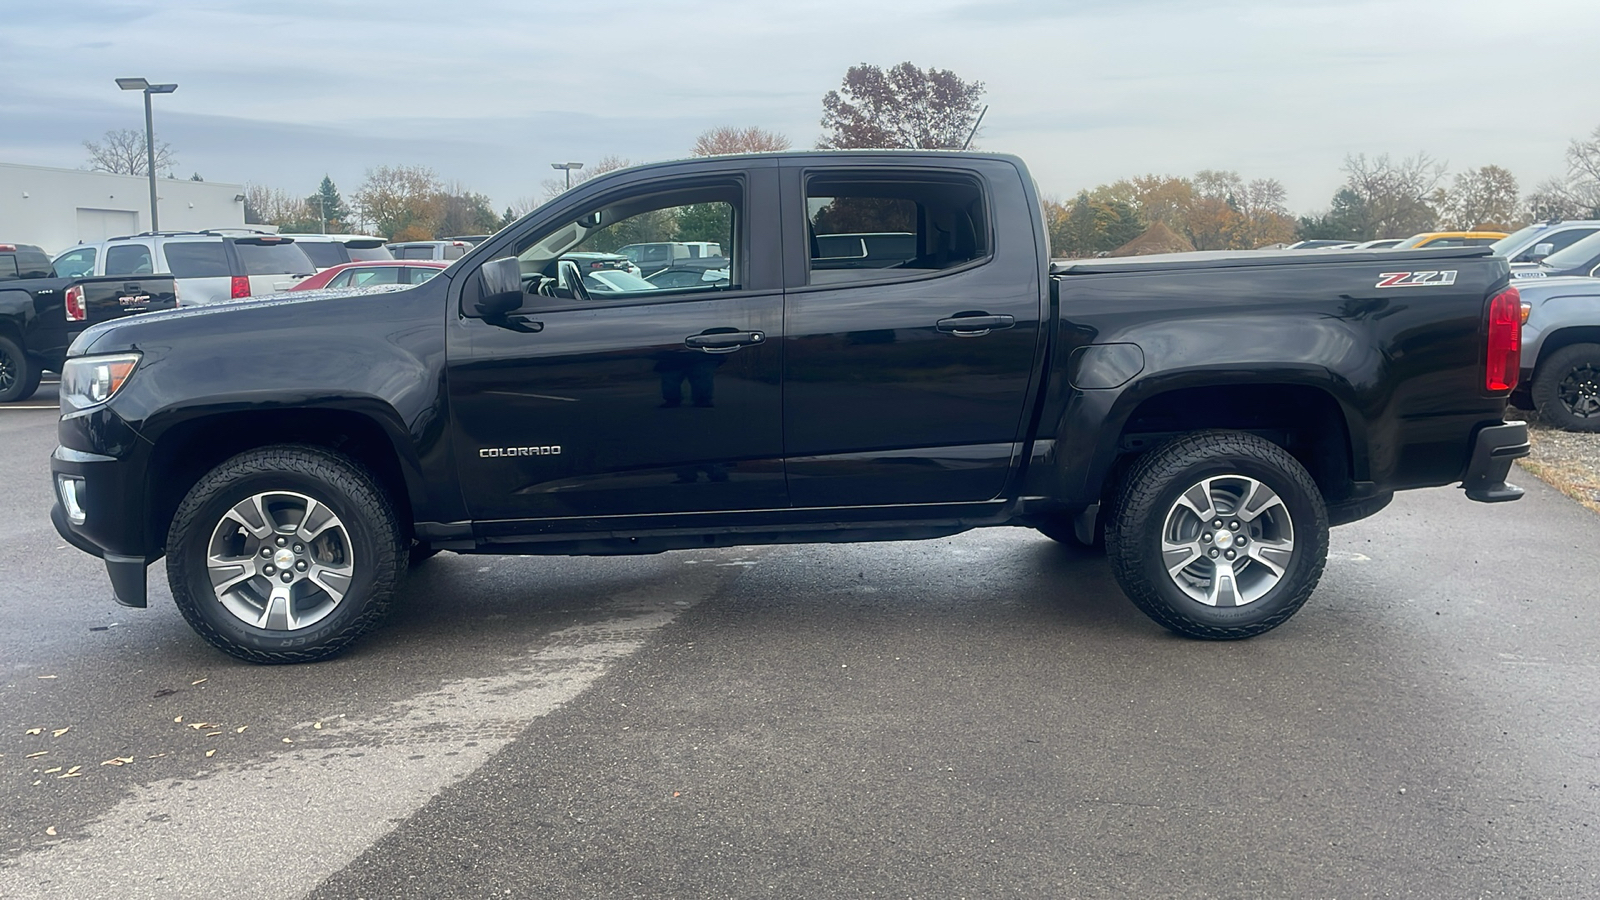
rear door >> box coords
[777,158,1045,507]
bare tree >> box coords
[84,128,175,176]
[818,62,985,150]
[692,126,792,157]
[244,184,314,228]
[1340,153,1445,238]
[540,155,632,202]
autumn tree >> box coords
[818,62,985,150]
[1433,165,1521,231]
[1045,192,1145,258]
[435,183,501,237]
[692,126,791,156]
[353,165,443,240]
[243,184,316,230]
[84,128,175,176]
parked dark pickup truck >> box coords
[49,151,1529,663]
[1,242,177,402]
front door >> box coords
[779,160,1044,508]
[448,165,787,526]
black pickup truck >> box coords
[1,242,177,402]
[48,151,1529,663]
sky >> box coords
[2,0,1597,219]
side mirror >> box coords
[577,211,604,229]
[1529,242,1554,262]
[475,257,524,317]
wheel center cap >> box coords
[274,549,295,570]
[1214,531,1235,550]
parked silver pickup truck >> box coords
[1516,275,1600,431]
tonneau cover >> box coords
[1051,246,1494,277]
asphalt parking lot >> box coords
[1,393,1597,899]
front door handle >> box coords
[936,313,1015,337]
[685,330,765,353]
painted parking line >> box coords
[0,405,56,411]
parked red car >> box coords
[288,260,449,292]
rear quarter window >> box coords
[234,242,315,276]
[105,244,155,276]
[163,242,230,278]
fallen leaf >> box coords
[173,716,182,723]
[26,751,48,759]
[205,749,216,758]
[43,767,61,774]
[235,725,248,733]
[153,688,178,698]
[190,678,208,686]
[282,738,293,744]
[37,675,58,680]
[59,772,82,779]
[313,722,323,730]
[205,731,222,737]
[25,728,41,736]
[51,727,70,738]
[45,827,56,836]
[65,766,81,775]
[146,753,165,759]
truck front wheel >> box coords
[1105,431,1328,640]
[1531,343,1600,432]
[166,445,406,664]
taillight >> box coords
[1485,286,1521,393]
[231,275,251,299]
[64,285,87,322]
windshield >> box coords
[1539,229,1600,269]
[234,241,315,276]
[1491,225,1543,257]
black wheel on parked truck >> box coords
[1531,343,1600,432]
[166,444,406,664]
[1105,431,1329,640]
[0,336,41,403]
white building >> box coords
[0,162,247,256]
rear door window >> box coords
[105,244,155,276]
[397,246,436,259]
[233,241,315,276]
[406,266,442,284]
[295,241,347,268]
[53,248,96,278]
[163,242,230,278]
[804,172,988,284]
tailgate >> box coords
[79,277,178,326]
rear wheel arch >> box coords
[1532,325,1600,375]
[1080,381,1361,511]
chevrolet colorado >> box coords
[49,151,1528,662]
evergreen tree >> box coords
[305,175,351,232]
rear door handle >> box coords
[936,314,1015,336]
[685,330,765,353]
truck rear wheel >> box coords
[166,444,405,664]
[1531,343,1600,432]
[0,336,41,403]
[1105,431,1328,640]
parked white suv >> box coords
[386,240,474,261]
[1491,220,1600,264]
[54,230,315,305]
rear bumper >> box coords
[1461,421,1529,503]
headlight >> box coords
[61,353,141,409]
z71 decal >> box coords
[1376,270,1458,288]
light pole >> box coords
[550,161,584,191]
[116,77,178,233]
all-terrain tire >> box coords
[1531,343,1600,432]
[166,444,405,664]
[1105,430,1329,640]
[0,336,41,403]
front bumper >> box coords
[1461,421,1529,503]
[51,424,158,609]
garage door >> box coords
[76,208,140,242]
